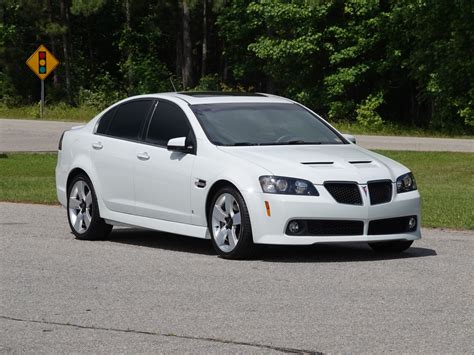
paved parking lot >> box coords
[1,202,473,353]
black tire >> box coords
[67,174,112,240]
[208,186,258,259]
[368,240,413,253]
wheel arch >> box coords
[205,179,240,222]
[66,167,91,192]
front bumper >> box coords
[244,184,421,245]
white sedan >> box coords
[56,92,421,259]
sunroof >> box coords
[178,91,265,97]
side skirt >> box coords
[101,210,209,239]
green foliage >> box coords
[0,0,473,133]
[193,74,221,91]
[458,88,474,127]
[78,72,124,110]
[120,55,172,95]
[71,0,106,16]
[355,92,384,129]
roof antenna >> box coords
[169,77,177,92]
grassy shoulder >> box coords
[374,150,474,230]
[0,151,472,229]
[0,153,58,204]
[0,104,97,122]
[1,104,473,138]
[333,121,474,139]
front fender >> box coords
[190,151,272,230]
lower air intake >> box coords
[286,219,364,236]
[368,216,417,235]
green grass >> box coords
[1,104,473,138]
[333,121,474,139]
[374,150,474,230]
[0,151,473,229]
[0,104,97,122]
[0,153,58,204]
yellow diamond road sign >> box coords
[26,44,59,80]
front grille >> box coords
[286,220,364,236]
[324,182,362,205]
[368,180,393,205]
[368,216,417,235]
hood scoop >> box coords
[349,160,377,169]
[301,161,335,169]
[301,161,334,165]
[349,160,372,164]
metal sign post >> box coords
[26,44,59,119]
[40,80,44,119]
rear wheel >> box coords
[208,187,257,259]
[368,240,413,253]
[67,174,112,240]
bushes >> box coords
[356,93,384,129]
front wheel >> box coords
[67,174,112,240]
[208,187,257,259]
[368,240,413,253]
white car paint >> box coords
[56,93,421,246]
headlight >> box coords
[259,176,319,196]
[396,172,417,193]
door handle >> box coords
[137,152,150,161]
[92,142,103,150]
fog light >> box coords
[408,217,417,231]
[288,221,301,234]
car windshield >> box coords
[191,103,346,146]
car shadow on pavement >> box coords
[259,243,437,263]
[108,228,216,256]
[108,228,437,262]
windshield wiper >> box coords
[223,141,327,146]
[229,142,260,146]
[264,140,324,145]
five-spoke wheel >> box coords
[208,187,257,259]
[211,193,242,253]
[68,180,93,234]
[67,174,112,240]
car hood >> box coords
[218,144,409,184]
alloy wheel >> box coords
[211,193,242,253]
[68,180,93,234]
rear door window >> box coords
[96,106,118,134]
[106,100,154,141]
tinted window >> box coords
[146,101,191,146]
[107,100,154,140]
[96,106,117,134]
[191,103,345,146]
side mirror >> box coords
[167,137,194,153]
[342,134,356,144]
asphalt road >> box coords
[1,202,473,353]
[1,118,473,152]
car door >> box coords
[91,99,154,214]
[134,100,196,224]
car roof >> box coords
[131,92,294,105]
